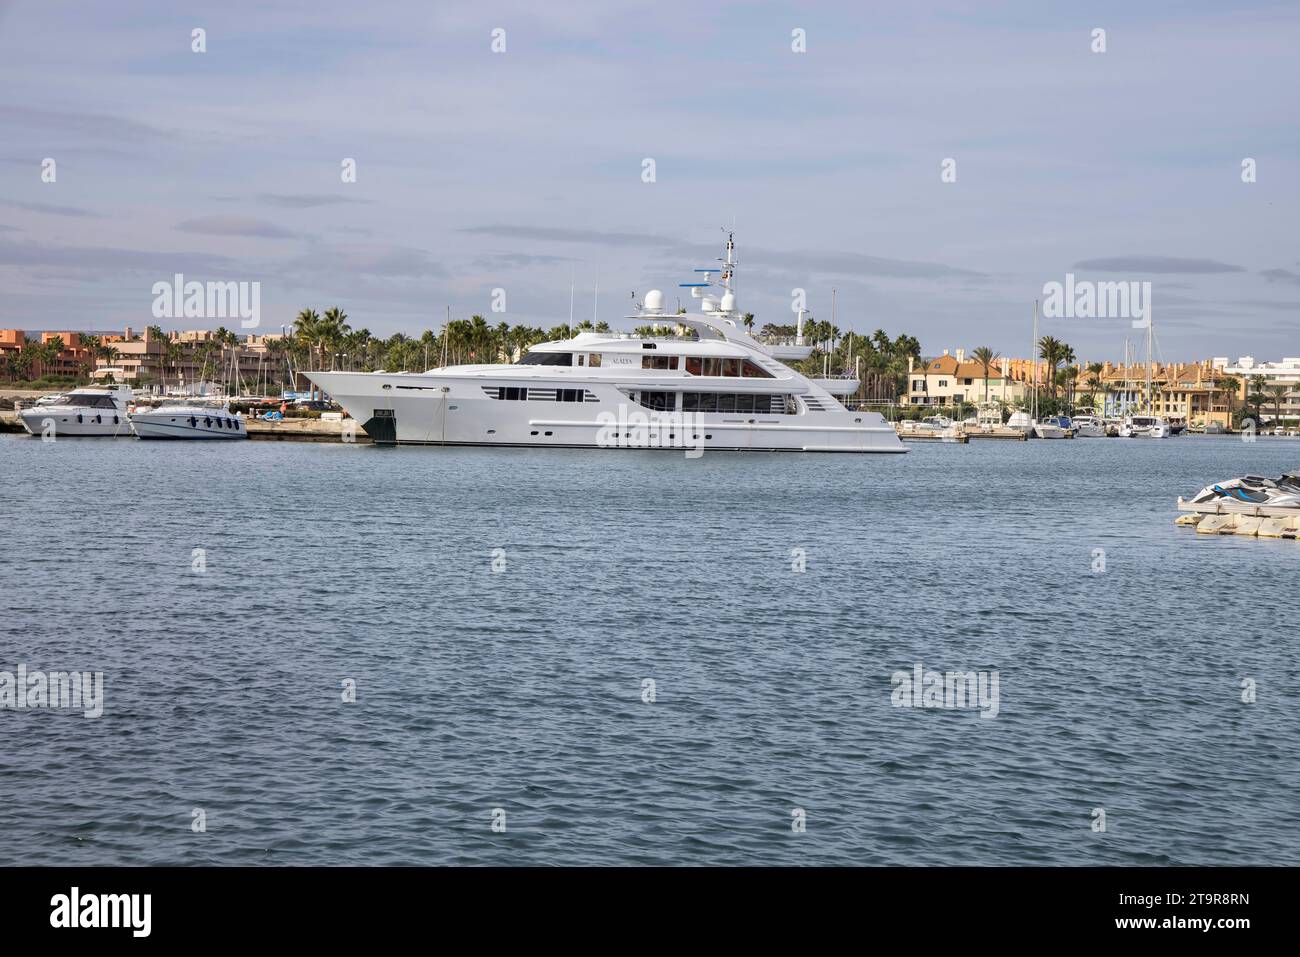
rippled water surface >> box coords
[2,432,1297,865]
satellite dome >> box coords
[643,289,664,314]
[719,291,736,313]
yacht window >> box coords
[637,391,675,411]
[741,360,774,378]
[702,358,723,376]
[557,389,585,402]
[518,351,573,366]
[722,359,742,377]
[685,357,703,376]
[642,355,675,370]
[588,353,601,368]
[503,387,527,401]
[58,394,116,409]
[577,354,585,366]
[682,393,788,415]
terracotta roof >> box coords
[915,355,1011,380]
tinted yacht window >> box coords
[518,352,573,366]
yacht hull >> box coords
[309,372,907,453]
[18,410,132,437]
[129,415,248,439]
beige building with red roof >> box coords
[904,349,1032,407]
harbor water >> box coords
[1,433,1297,865]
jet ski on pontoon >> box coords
[1178,472,1300,514]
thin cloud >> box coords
[0,237,243,274]
[462,225,675,246]
[176,215,296,239]
[1,199,105,218]
[1260,268,1300,286]
[1072,256,1245,274]
[256,193,373,209]
[0,104,169,142]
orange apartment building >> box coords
[0,329,95,380]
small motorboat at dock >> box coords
[17,385,134,437]
[129,398,248,440]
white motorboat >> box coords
[307,234,906,454]
[900,415,963,442]
[1071,414,1107,437]
[1032,415,1070,439]
[18,385,134,437]
[918,414,955,432]
[129,399,248,439]
[1007,410,1034,433]
[1120,414,1171,438]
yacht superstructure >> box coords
[308,236,906,454]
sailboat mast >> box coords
[1146,312,1154,413]
[1032,298,1039,420]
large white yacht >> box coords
[18,385,134,437]
[308,237,906,454]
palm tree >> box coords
[915,355,933,405]
[166,340,185,387]
[1057,366,1077,407]
[742,312,755,333]
[972,346,999,401]
[1246,374,1268,424]
[1036,336,1065,400]
[320,307,351,369]
[294,309,322,370]
[1267,384,1289,427]
[1081,362,1105,412]
[1213,373,1240,426]
[212,327,231,390]
[15,341,40,380]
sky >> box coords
[0,0,1296,362]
